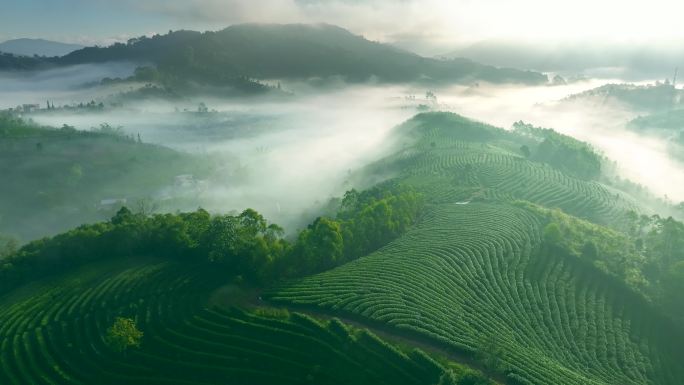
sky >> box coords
[3,0,684,54]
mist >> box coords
[5,60,684,240]
[445,41,684,81]
[21,82,418,232]
[0,63,137,109]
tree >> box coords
[0,234,18,259]
[295,217,344,274]
[543,222,563,246]
[477,333,505,372]
[105,317,143,353]
[581,240,599,260]
[68,163,83,185]
[520,145,531,158]
[135,198,159,216]
[662,260,684,321]
[111,206,134,225]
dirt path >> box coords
[208,284,508,384]
[266,301,509,385]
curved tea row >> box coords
[270,203,683,385]
[0,259,448,385]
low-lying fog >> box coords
[0,63,137,109]
[5,64,684,237]
[23,84,418,230]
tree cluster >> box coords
[513,121,602,180]
[621,211,684,322]
[533,201,684,324]
[0,185,423,295]
[284,184,424,276]
[105,317,143,353]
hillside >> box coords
[0,258,490,385]
[0,114,212,242]
[0,38,84,57]
[268,113,684,384]
[2,111,683,385]
[367,113,637,226]
[270,202,683,384]
[55,24,546,86]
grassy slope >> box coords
[269,112,684,385]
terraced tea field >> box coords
[269,203,684,385]
[0,258,453,385]
[3,112,680,385]
[369,113,639,226]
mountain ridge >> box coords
[2,24,547,86]
[0,38,84,57]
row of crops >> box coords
[269,203,684,385]
[0,258,455,385]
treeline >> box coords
[0,51,57,70]
[513,121,602,180]
[283,184,424,276]
[57,25,547,86]
[621,211,684,323]
[0,184,423,296]
[527,203,647,292]
[525,200,684,324]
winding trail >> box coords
[288,305,509,384]
[210,284,508,383]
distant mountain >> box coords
[444,40,682,80]
[0,52,53,70]
[0,38,83,57]
[57,24,547,85]
[563,82,684,112]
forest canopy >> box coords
[0,183,423,295]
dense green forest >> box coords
[0,182,422,295]
[512,121,603,180]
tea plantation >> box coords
[0,258,460,385]
[269,113,684,384]
[269,203,684,384]
[3,112,683,385]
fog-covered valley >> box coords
[4,61,684,243]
